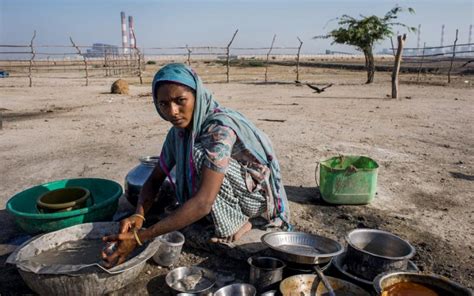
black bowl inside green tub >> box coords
[7,178,122,234]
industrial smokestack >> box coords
[121,11,128,54]
[128,16,135,50]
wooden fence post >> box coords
[447,29,459,84]
[417,42,426,82]
[28,30,36,87]
[130,28,143,84]
[226,29,239,83]
[264,34,276,83]
[70,36,89,86]
[186,44,192,66]
[296,37,303,82]
[391,34,406,99]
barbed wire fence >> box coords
[0,30,472,87]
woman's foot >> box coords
[210,221,252,244]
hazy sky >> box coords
[1,0,473,55]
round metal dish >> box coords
[333,251,419,286]
[165,266,216,295]
[374,271,473,295]
[261,232,344,265]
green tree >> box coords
[316,6,415,84]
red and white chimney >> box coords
[128,16,135,50]
[121,11,128,54]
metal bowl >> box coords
[373,271,473,295]
[261,232,344,265]
[165,266,216,295]
[214,283,256,296]
[345,229,415,280]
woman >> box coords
[103,63,290,267]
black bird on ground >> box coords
[305,83,333,93]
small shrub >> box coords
[146,60,157,65]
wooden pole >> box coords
[390,37,396,57]
[186,44,192,66]
[130,28,143,84]
[69,36,89,86]
[447,29,459,84]
[264,34,276,83]
[226,29,239,83]
[417,42,426,82]
[391,34,406,99]
[296,37,303,82]
[28,30,36,87]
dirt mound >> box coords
[111,79,129,95]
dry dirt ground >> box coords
[0,63,472,294]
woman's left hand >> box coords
[101,232,137,268]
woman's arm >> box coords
[136,165,166,217]
[103,166,224,267]
[119,165,166,234]
[140,166,224,242]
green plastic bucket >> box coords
[316,155,379,205]
[6,178,122,234]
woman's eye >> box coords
[178,98,186,104]
[158,102,168,108]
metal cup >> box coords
[248,256,285,293]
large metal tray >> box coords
[261,231,344,265]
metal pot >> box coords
[373,271,473,295]
[345,229,415,281]
[124,156,160,206]
[248,256,285,293]
[124,156,176,213]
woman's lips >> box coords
[171,118,184,125]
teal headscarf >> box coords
[152,63,290,228]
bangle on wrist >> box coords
[133,228,143,246]
[131,213,146,222]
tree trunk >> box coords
[364,47,375,84]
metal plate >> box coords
[261,232,344,265]
[333,251,419,286]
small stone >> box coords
[146,270,151,275]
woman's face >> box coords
[156,83,196,129]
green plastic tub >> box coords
[6,178,122,234]
[316,155,379,205]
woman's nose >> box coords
[170,102,179,116]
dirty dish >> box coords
[280,274,370,296]
[166,266,216,294]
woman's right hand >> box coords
[120,214,145,234]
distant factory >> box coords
[84,11,136,58]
